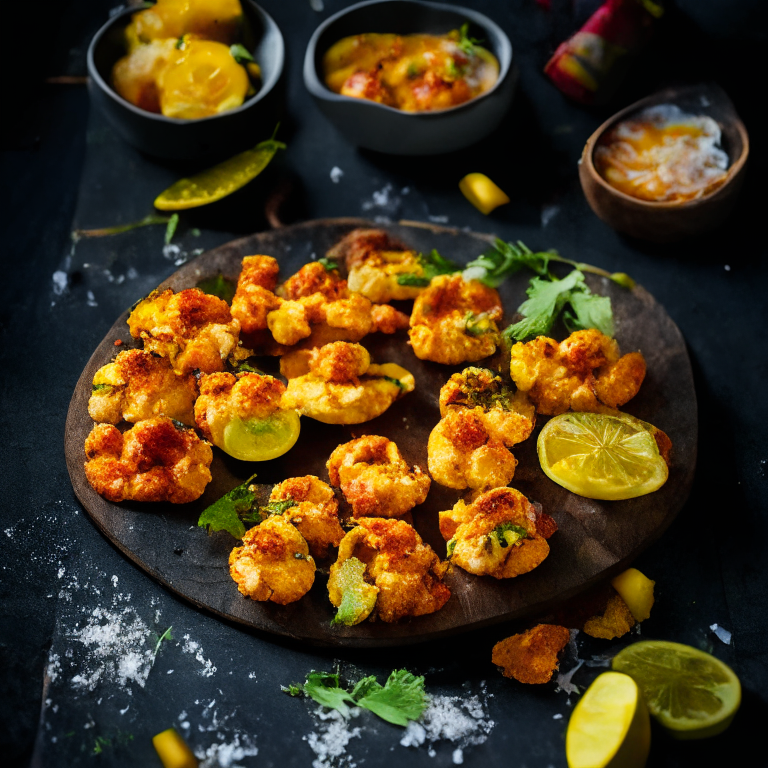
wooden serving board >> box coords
[64,219,697,647]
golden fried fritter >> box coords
[444,487,553,579]
[194,371,287,446]
[492,624,571,684]
[326,228,425,303]
[230,255,282,348]
[88,349,197,425]
[127,288,240,375]
[327,436,430,519]
[266,475,344,559]
[228,516,315,604]
[328,518,450,623]
[509,328,646,415]
[281,342,414,424]
[84,416,212,503]
[583,592,636,640]
[409,274,503,364]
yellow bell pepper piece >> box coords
[152,728,198,768]
[459,173,510,215]
[611,567,655,622]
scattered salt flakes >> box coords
[710,623,732,645]
[330,167,344,183]
[52,271,68,295]
[47,653,61,683]
[86,290,98,307]
[553,714,563,720]
[724,265,731,271]
[111,575,118,588]
[196,732,258,768]
[305,708,362,768]
[428,215,449,224]
[585,654,612,668]
[401,187,410,195]
[4,527,13,538]
[120,705,130,715]
[361,183,401,222]
[168,670,175,674]
[182,634,217,677]
[452,747,464,764]
[541,205,559,228]
[57,567,66,579]
[248,672,257,680]
[556,629,584,695]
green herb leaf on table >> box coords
[164,213,179,245]
[153,626,173,659]
[196,273,236,304]
[197,474,258,539]
[296,671,357,716]
[230,43,255,64]
[354,670,428,726]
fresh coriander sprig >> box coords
[396,249,461,287]
[457,22,483,56]
[197,474,259,539]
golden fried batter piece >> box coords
[230,255,282,348]
[509,328,646,415]
[267,476,344,559]
[127,288,240,375]
[492,624,572,684]
[326,228,426,303]
[327,436,430,519]
[88,349,197,426]
[583,592,636,640]
[281,342,414,424]
[228,516,315,604]
[444,487,553,579]
[409,274,503,364]
[328,518,450,622]
[194,371,286,446]
[84,416,212,503]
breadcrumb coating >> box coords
[84,416,212,503]
[583,592,636,639]
[127,288,240,375]
[327,436,430,519]
[281,342,414,424]
[509,329,646,415]
[230,255,282,347]
[409,274,503,364]
[267,476,344,559]
[328,518,450,623]
[88,349,197,425]
[229,516,315,604]
[492,624,571,684]
[444,487,553,579]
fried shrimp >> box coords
[281,341,414,424]
[409,274,503,364]
[492,624,572,684]
[442,487,555,579]
[88,349,197,425]
[230,255,282,348]
[228,516,315,604]
[326,227,426,303]
[509,328,646,415]
[265,476,344,559]
[84,416,212,503]
[127,288,240,375]
[328,518,450,623]
[327,436,430,519]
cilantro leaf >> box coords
[564,291,614,337]
[490,523,528,548]
[380,375,407,391]
[396,249,461,286]
[92,383,113,392]
[317,256,339,271]
[457,22,483,56]
[463,240,556,287]
[354,670,428,726]
[230,43,255,64]
[260,498,296,516]
[197,474,258,539]
[396,273,430,287]
[299,671,357,716]
[196,273,236,304]
[464,311,495,337]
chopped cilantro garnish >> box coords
[196,273,236,304]
[396,273,431,287]
[490,522,529,548]
[396,249,460,287]
[260,498,297,516]
[446,537,457,557]
[317,256,339,271]
[464,311,495,337]
[406,62,419,78]
[92,383,113,392]
[380,375,407,391]
[457,22,483,56]
[197,474,258,539]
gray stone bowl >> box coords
[303,0,514,155]
[87,0,284,161]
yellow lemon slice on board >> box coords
[154,137,285,210]
[612,641,741,739]
[566,671,651,768]
[222,410,300,462]
[537,412,669,500]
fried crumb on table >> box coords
[327,435,430,519]
[84,416,212,503]
[492,624,571,684]
[582,592,636,639]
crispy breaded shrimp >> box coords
[328,518,450,623]
[228,516,315,604]
[409,274,503,364]
[444,487,553,579]
[509,329,646,415]
[492,624,571,684]
[266,476,344,559]
[127,288,240,375]
[88,349,197,425]
[281,342,414,424]
[230,255,282,347]
[84,416,212,503]
[327,436,430,519]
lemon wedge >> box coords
[612,641,741,739]
[566,671,650,768]
[152,727,198,768]
[537,412,669,500]
[459,173,510,215]
[222,410,300,462]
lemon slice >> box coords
[222,410,300,462]
[154,138,285,211]
[566,671,651,768]
[612,641,741,739]
[537,412,668,500]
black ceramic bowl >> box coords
[303,0,514,155]
[87,0,284,160]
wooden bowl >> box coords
[579,84,749,242]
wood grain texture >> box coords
[64,218,697,647]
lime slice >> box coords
[222,410,300,462]
[537,412,668,500]
[154,138,285,211]
[612,641,741,739]
[566,671,650,768]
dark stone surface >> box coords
[2,1,767,767]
